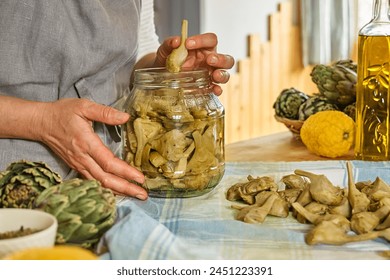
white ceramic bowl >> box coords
[0,208,58,258]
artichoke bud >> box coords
[273,88,310,120]
[311,60,357,107]
[0,160,62,208]
[298,95,339,121]
[35,178,117,249]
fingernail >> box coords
[136,194,147,200]
[187,39,196,47]
[220,70,229,79]
[116,111,129,122]
[209,55,218,65]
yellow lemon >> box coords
[300,110,355,158]
[4,245,98,260]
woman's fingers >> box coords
[207,53,235,70]
[79,158,148,200]
[88,140,145,184]
[185,33,218,50]
[82,101,130,126]
[41,98,148,199]
[212,69,230,84]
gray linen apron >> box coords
[0,0,141,177]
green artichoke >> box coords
[273,88,310,119]
[0,160,62,208]
[34,178,117,249]
[298,95,339,121]
[311,59,357,107]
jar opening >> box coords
[133,67,211,89]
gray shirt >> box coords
[0,0,141,177]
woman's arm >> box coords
[0,95,45,140]
[0,95,148,200]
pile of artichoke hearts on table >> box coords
[226,161,390,255]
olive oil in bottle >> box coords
[355,0,390,160]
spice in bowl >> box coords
[0,226,41,240]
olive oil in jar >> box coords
[355,35,390,160]
[355,0,390,160]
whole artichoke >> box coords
[273,88,310,119]
[34,178,116,249]
[298,95,339,121]
[311,59,357,107]
[0,160,62,208]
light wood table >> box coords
[225,131,355,162]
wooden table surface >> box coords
[225,131,355,162]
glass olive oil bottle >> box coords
[356,0,390,160]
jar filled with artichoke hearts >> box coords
[122,68,225,198]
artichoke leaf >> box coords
[10,175,35,187]
[64,197,97,219]
[68,223,99,242]
[41,195,70,217]
[56,212,84,243]
[134,118,163,167]
[149,151,168,168]
[186,129,217,174]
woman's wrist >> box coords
[0,95,48,141]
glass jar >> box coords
[122,68,225,198]
[355,0,390,160]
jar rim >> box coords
[133,67,211,89]
[134,67,208,75]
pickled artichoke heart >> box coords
[298,95,339,121]
[166,19,189,73]
[311,60,357,107]
[273,88,309,119]
[123,87,223,192]
[0,160,62,208]
[34,178,116,249]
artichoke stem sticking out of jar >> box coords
[166,19,188,73]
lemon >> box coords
[300,110,355,158]
[4,245,98,260]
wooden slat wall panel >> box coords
[220,1,322,144]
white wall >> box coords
[200,0,283,64]
[155,0,287,67]
[357,0,372,29]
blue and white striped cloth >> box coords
[98,161,390,260]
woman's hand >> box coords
[38,98,147,200]
[155,33,235,95]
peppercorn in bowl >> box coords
[0,208,57,259]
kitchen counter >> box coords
[226,131,355,162]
